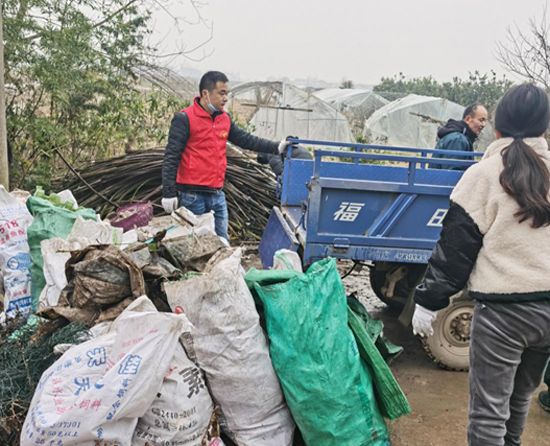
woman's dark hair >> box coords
[495,84,550,228]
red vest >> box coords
[176,97,231,188]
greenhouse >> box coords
[364,94,495,151]
[313,88,388,118]
[230,82,354,143]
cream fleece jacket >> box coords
[451,137,550,295]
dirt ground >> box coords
[339,262,549,446]
[241,249,549,445]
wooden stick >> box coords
[53,148,119,208]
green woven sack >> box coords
[347,296,404,365]
[246,258,390,446]
[26,195,96,310]
[347,308,411,420]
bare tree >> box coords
[496,4,550,89]
[145,0,214,65]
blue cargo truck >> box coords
[259,139,483,371]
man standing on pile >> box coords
[431,103,488,170]
[161,71,290,241]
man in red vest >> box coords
[161,71,289,240]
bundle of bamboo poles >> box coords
[53,149,279,240]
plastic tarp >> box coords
[249,83,353,143]
[364,94,495,151]
[246,262,411,422]
[135,207,216,243]
[313,88,389,118]
[273,249,303,273]
[40,245,147,325]
[39,217,124,310]
[348,296,404,365]
[229,81,283,104]
[346,306,411,420]
[39,237,90,310]
[68,216,123,246]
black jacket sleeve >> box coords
[257,152,271,165]
[162,112,190,198]
[228,117,279,154]
[268,155,284,177]
[258,145,313,176]
[414,201,484,311]
[291,146,313,161]
[257,152,284,176]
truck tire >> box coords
[369,263,425,310]
[420,294,474,372]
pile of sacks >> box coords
[1,185,410,446]
[0,185,222,325]
[23,296,223,446]
[0,186,294,445]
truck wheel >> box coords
[369,263,425,310]
[420,296,474,372]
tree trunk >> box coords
[0,1,9,189]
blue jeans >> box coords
[179,191,229,240]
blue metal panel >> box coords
[317,188,392,235]
[283,205,304,225]
[370,194,418,237]
[385,194,450,240]
[307,234,437,250]
[313,150,477,175]
[272,139,477,267]
[281,159,315,206]
[304,243,432,266]
[367,194,408,237]
[259,207,299,269]
[317,177,455,196]
[281,160,465,207]
[288,138,484,159]
[305,176,452,251]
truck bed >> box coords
[259,140,481,268]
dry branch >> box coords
[53,149,279,240]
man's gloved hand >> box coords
[162,197,179,214]
[278,140,291,154]
[412,304,438,337]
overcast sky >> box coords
[152,0,546,86]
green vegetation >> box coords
[374,71,514,111]
[3,0,186,189]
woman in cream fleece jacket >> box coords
[413,84,550,446]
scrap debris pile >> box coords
[0,184,411,446]
[53,148,278,240]
[0,321,87,444]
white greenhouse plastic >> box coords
[313,88,388,118]
[364,94,494,151]
[231,82,353,143]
